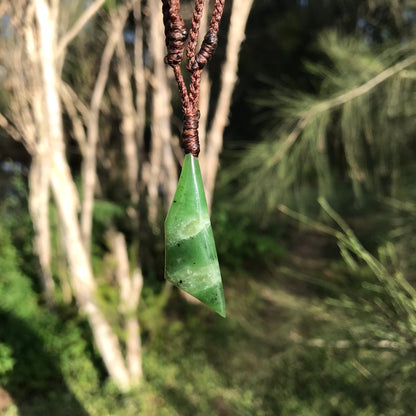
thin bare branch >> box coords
[81,6,130,248]
[57,0,106,57]
[116,36,140,204]
[133,0,146,156]
[60,82,90,120]
[60,84,87,156]
[0,113,24,144]
[267,117,309,166]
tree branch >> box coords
[81,6,129,248]
[272,54,416,165]
[108,229,143,384]
[116,36,140,204]
[60,82,90,120]
[57,0,105,57]
[0,113,25,145]
[60,84,87,156]
[203,0,254,209]
[308,55,416,115]
[133,0,146,157]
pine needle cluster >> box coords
[235,32,416,214]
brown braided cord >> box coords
[161,0,225,157]
[186,0,205,69]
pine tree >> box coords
[235,3,416,214]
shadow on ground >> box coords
[0,310,88,416]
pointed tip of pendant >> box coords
[215,305,226,318]
[198,284,226,318]
[178,280,226,318]
[213,291,226,318]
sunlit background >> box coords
[1,0,416,415]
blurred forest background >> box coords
[1,0,416,414]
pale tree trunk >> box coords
[2,0,144,392]
[196,3,210,154]
[56,222,74,304]
[147,0,178,225]
[133,0,146,166]
[113,37,144,384]
[1,0,251,390]
[28,155,55,303]
[34,0,132,390]
[200,0,254,209]
[116,37,140,205]
[108,230,143,384]
[49,155,131,391]
[21,3,56,302]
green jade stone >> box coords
[165,154,226,318]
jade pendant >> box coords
[165,154,226,318]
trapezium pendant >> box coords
[165,154,226,318]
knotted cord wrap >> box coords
[162,0,187,66]
[194,30,218,70]
[161,0,225,157]
[182,110,200,156]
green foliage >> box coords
[275,199,416,415]
[320,198,416,347]
[2,188,416,415]
[0,167,38,281]
[0,223,100,413]
[0,225,38,318]
[2,2,416,415]
[0,343,14,382]
[140,302,268,416]
[93,199,125,229]
[235,31,416,215]
[213,202,286,268]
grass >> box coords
[2,197,416,416]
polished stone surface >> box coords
[165,154,226,317]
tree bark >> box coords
[116,37,140,205]
[60,84,87,157]
[201,0,254,209]
[133,0,146,167]
[108,230,143,384]
[147,0,177,225]
[34,0,131,390]
[2,0,147,392]
[16,3,56,302]
[28,155,55,304]
[81,7,129,249]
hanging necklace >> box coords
[161,0,226,317]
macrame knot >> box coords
[182,110,200,157]
[164,18,188,67]
[188,30,218,71]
